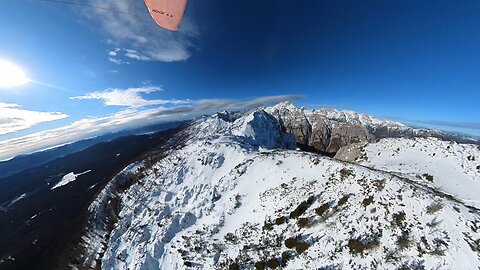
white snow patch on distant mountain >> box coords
[0,193,28,212]
[9,193,27,205]
[52,170,92,190]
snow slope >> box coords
[338,137,480,209]
[79,106,480,270]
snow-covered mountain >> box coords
[74,103,480,270]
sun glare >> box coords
[0,60,29,88]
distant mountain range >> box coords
[0,121,186,179]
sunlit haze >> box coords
[0,60,29,88]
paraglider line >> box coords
[36,0,134,15]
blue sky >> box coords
[0,0,479,158]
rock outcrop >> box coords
[267,102,478,155]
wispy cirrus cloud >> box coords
[0,95,303,160]
[0,102,68,136]
[85,0,199,63]
[70,86,192,108]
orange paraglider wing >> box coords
[144,0,187,31]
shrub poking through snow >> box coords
[285,237,310,254]
[297,217,311,228]
[422,173,434,182]
[254,261,265,270]
[340,168,354,179]
[426,202,443,214]
[348,234,381,255]
[315,203,330,216]
[396,229,411,250]
[337,195,349,206]
[392,211,406,228]
[229,262,240,270]
[266,258,280,269]
[275,216,287,225]
[289,196,315,219]
[362,196,374,208]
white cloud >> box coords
[108,50,117,56]
[0,95,303,160]
[124,49,151,61]
[0,102,69,136]
[85,0,199,63]
[108,57,129,65]
[0,102,19,109]
[71,86,192,108]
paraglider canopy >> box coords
[144,0,187,31]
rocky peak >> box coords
[271,101,297,111]
[189,108,297,150]
[232,109,297,149]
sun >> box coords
[0,60,29,88]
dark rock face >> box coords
[308,114,331,151]
[269,104,376,154]
[272,107,314,146]
[328,123,373,153]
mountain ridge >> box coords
[72,102,480,270]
